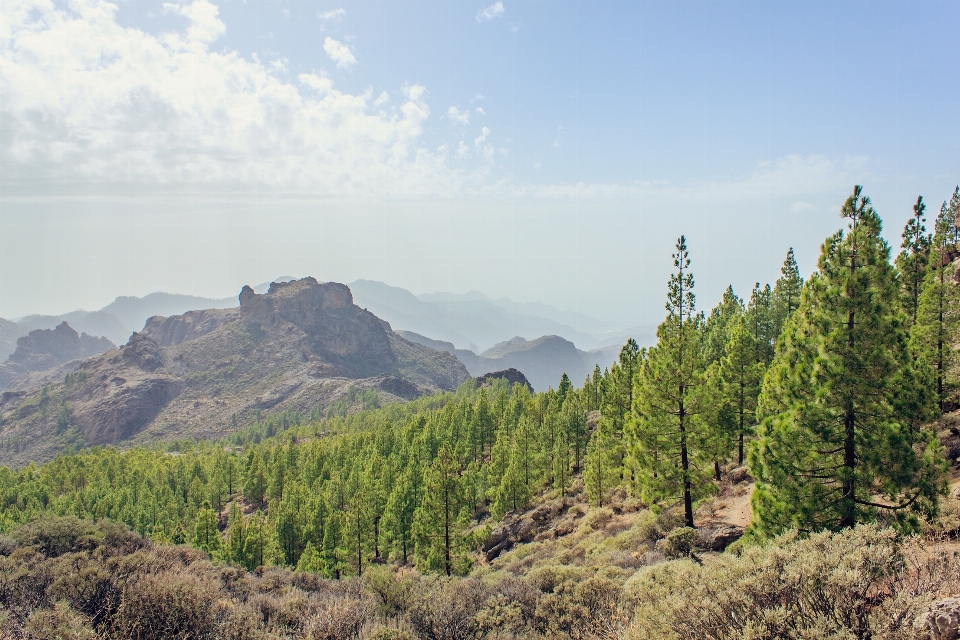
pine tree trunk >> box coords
[679,395,693,528]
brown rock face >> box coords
[0,322,117,390]
[239,278,396,378]
[142,309,237,347]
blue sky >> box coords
[0,0,958,329]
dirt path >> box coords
[711,484,755,528]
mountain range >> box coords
[0,278,470,467]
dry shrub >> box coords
[407,576,488,640]
[23,601,96,640]
[10,516,101,558]
[302,593,376,640]
[534,575,626,640]
[624,524,960,640]
[525,563,585,593]
[109,568,218,640]
[475,575,539,639]
[248,589,312,633]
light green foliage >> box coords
[896,196,932,325]
[191,501,222,557]
[718,317,764,465]
[703,285,744,365]
[911,192,960,412]
[772,247,804,338]
[626,236,714,528]
[751,186,946,536]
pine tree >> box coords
[584,415,620,506]
[896,196,932,325]
[383,466,418,564]
[719,317,764,465]
[414,445,464,576]
[747,282,777,365]
[772,248,803,337]
[626,236,712,528]
[911,196,960,411]
[751,186,946,535]
[192,501,222,557]
[296,541,328,574]
[703,285,744,364]
[243,452,266,507]
[226,503,246,565]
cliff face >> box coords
[0,323,117,390]
[0,279,470,467]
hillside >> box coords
[399,330,618,391]
[0,278,468,467]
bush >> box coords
[662,527,698,559]
[625,525,960,640]
[108,569,218,640]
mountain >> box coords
[10,279,294,347]
[0,279,469,467]
[0,317,25,362]
[0,322,116,390]
[417,290,626,337]
[350,279,619,352]
[397,330,620,391]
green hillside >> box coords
[3,185,960,640]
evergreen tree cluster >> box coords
[0,184,957,575]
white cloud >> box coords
[323,36,357,69]
[476,1,504,22]
[163,0,225,43]
[373,91,391,107]
[447,106,470,125]
[317,8,345,28]
[0,0,482,198]
[457,142,471,158]
[475,107,486,116]
[474,127,490,147]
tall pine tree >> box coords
[896,196,932,325]
[751,186,945,535]
[626,236,712,528]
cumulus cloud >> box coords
[0,0,485,197]
[447,106,470,125]
[476,1,504,22]
[323,37,357,68]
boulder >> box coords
[915,598,960,640]
[708,525,745,552]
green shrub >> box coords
[662,527,698,559]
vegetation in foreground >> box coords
[2,185,960,639]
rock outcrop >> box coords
[476,368,534,392]
[0,279,470,467]
[915,598,960,640]
[0,323,116,390]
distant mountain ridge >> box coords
[350,279,653,353]
[0,279,468,468]
[397,330,620,392]
[4,279,293,350]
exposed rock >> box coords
[915,597,960,640]
[476,368,534,392]
[142,309,236,347]
[0,278,470,467]
[481,495,573,561]
[0,322,116,390]
[121,333,163,372]
[706,525,745,552]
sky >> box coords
[0,0,958,327]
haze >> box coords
[1,0,957,325]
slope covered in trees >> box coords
[1,185,960,639]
